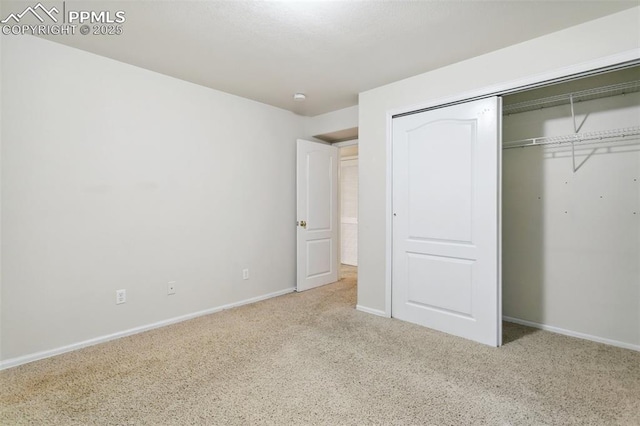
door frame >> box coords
[383,50,640,318]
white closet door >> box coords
[392,97,502,347]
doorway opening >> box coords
[339,142,358,283]
[500,66,640,349]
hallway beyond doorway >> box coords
[340,264,357,283]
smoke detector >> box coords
[293,93,306,101]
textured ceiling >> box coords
[6,0,636,116]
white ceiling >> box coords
[27,1,639,116]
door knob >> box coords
[300,220,307,229]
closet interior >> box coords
[501,66,640,349]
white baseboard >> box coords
[0,287,296,370]
[503,316,640,352]
[356,304,388,318]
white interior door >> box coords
[392,97,502,347]
[297,139,339,291]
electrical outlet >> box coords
[242,269,249,280]
[116,289,126,305]
[167,281,176,295]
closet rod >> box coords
[503,80,640,115]
[502,126,640,150]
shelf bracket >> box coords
[569,94,577,173]
[569,94,578,134]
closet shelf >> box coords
[502,126,640,150]
[503,80,640,115]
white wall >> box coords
[0,9,4,359]
[305,105,358,138]
[1,36,305,362]
[503,93,640,346]
[358,8,640,316]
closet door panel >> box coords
[392,97,502,347]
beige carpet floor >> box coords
[1,266,639,425]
